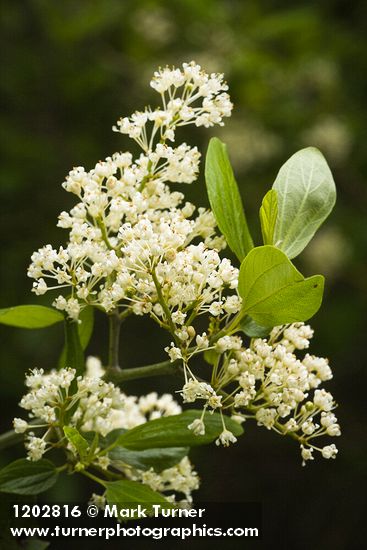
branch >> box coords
[105,358,235,407]
[105,358,181,383]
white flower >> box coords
[231,414,246,425]
[284,419,299,432]
[181,379,214,403]
[176,328,190,342]
[277,404,292,418]
[207,394,222,410]
[89,493,106,510]
[320,412,337,427]
[253,339,272,359]
[13,418,28,433]
[86,356,105,379]
[188,418,205,436]
[195,333,209,349]
[227,359,239,376]
[326,423,341,436]
[234,391,251,408]
[313,389,334,411]
[215,335,242,353]
[96,456,111,470]
[53,295,67,311]
[223,295,241,314]
[25,368,45,388]
[301,420,318,435]
[321,444,338,459]
[282,323,314,350]
[255,408,277,430]
[139,456,199,501]
[26,436,47,461]
[300,445,314,465]
[303,354,332,383]
[209,301,223,316]
[215,429,237,447]
[32,278,48,295]
[171,311,186,325]
[165,344,182,362]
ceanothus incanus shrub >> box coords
[0,62,340,510]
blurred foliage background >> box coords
[0,1,366,548]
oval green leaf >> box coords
[273,147,336,259]
[259,189,278,245]
[77,306,94,349]
[205,137,253,261]
[0,459,58,495]
[58,306,94,368]
[238,245,324,326]
[116,410,244,450]
[0,305,63,329]
[109,446,189,472]
[63,317,85,375]
[63,426,89,461]
[239,316,271,338]
[105,480,171,515]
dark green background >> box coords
[1,1,366,548]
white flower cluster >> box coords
[115,61,232,147]
[13,358,199,502]
[22,61,339,470]
[177,323,341,463]
[129,457,199,505]
[27,61,233,320]
[89,453,199,509]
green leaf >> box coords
[238,245,324,326]
[63,317,84,375]
[105,480,171,516]
[205,137,253,261]
[116,410,244,450]
[77,306,95,348]
[110,446,189,473]
[239,316,271,338]
[0,305,63,329]
[84,431,186,473]
[0,459,58,495]
[260,189,278,245]
[59,306,94,368]
[63,427,89,461]
[273,147,336,259]
[83,429,126,450]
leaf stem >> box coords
[151,267,178,342]
[81,469,107,487]
[212,310,244,342]
[56,464,69,473]
[96,217,114,251]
